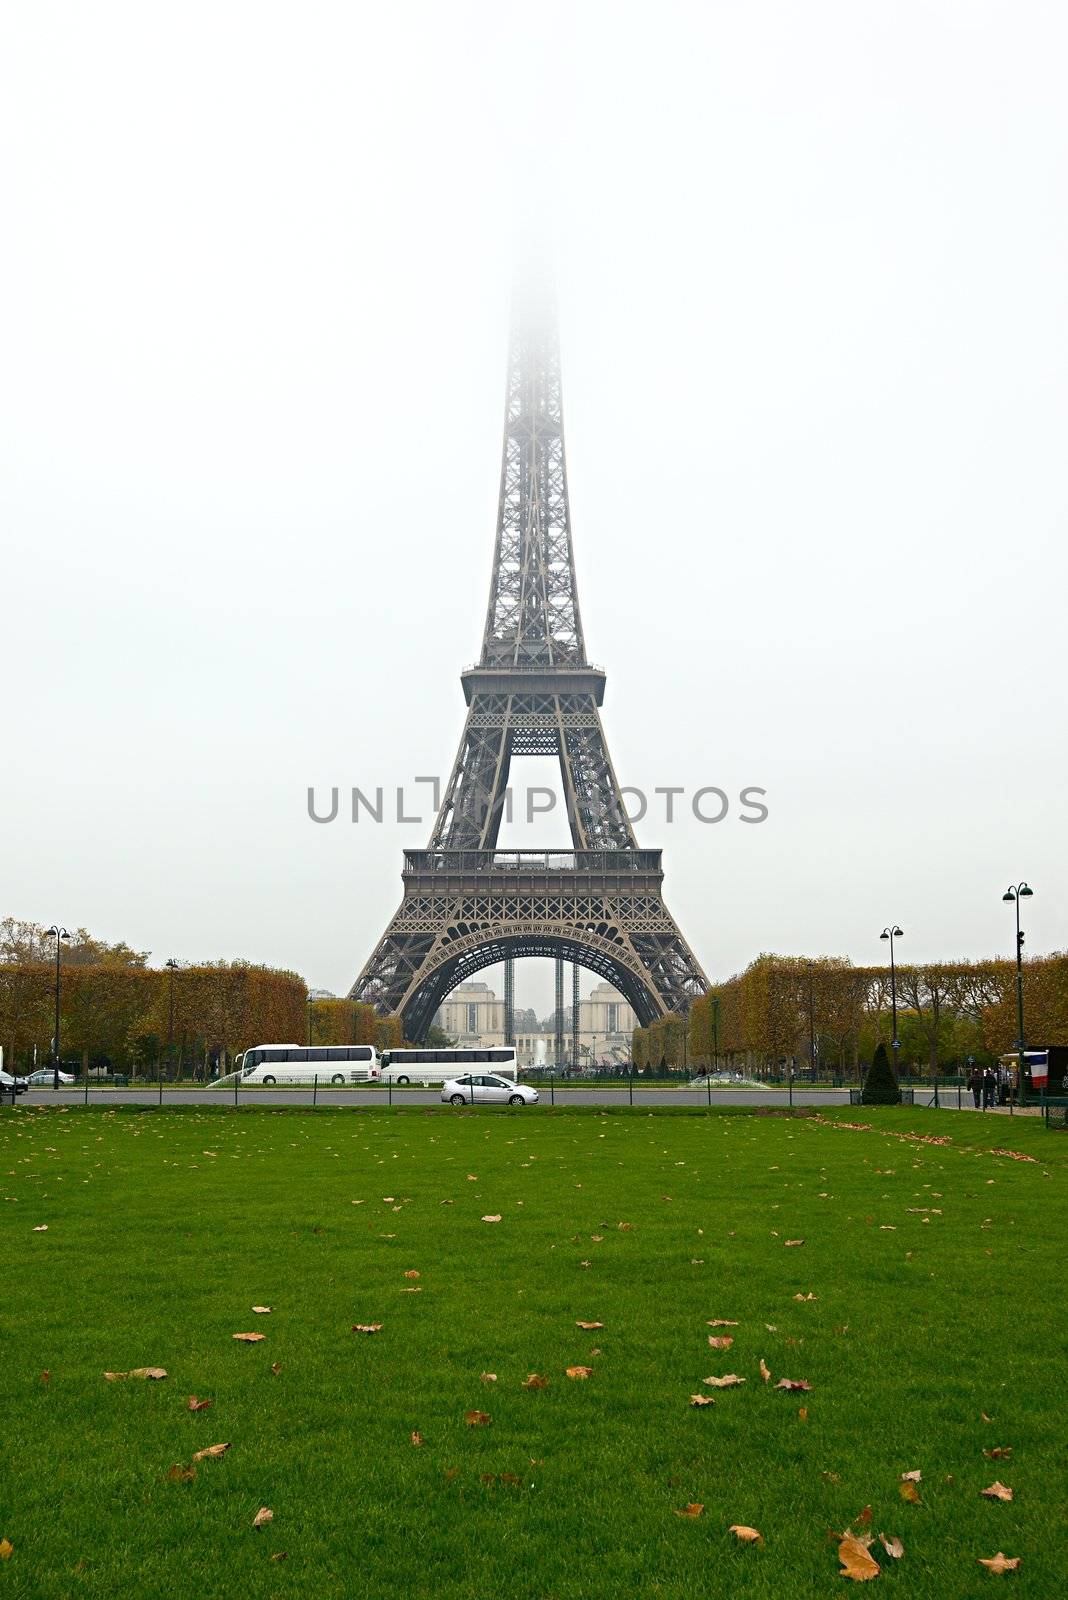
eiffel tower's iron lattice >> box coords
[350,292,708,1039]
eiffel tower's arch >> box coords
[403,932,663,1043]
[350,290,708,1027]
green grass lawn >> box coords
[2,1105,1065,1599]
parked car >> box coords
[0,1070,29,1096]
[26,1069,75,1086]
[441,1073,538,1107]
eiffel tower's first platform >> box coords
[350,290,708,1038]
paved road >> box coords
[11,1085,977,1111]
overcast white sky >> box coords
[1,1,1065,1014]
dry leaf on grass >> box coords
[0,1540,12,1560]
[481,1215,502,1223]
[977,1553,1020,1574]
[879,1533,904,1559]
[854,1506,873,1527]
[983,1447,1013,1460]
[675,1503,704,1518]
[689,1394,715,1407]
[798,1406,809,1421]
[270,1363,282,1376]
[481,1372,497,1383]
[708,1319,739,1327]
[252,1507,273,1529]
[981,1482,1013,1502]
[576,1321,604,1330]
[793,1292,818,1301]
[464,1410,492,1426]
[167,1463,196,1483]
[410,1431,425,1447]
[784,1239,805,1247]
[704,1374,745,1388]
[270,1552,287,1562]
[404,1270,421,1279]
[187,1396,212,1413]
[115,1368,167,1380]
[708,1335,734,1349]
[32,1224,48,1232]
[899,1481,922,1504]
[729,1525,763,1545]
[191,1443,231,1462]
[566,1366,593,1379]
[838,1532,880,1581]
[522,1374,549,1390]
[252,1306,271,1315]
[776,1378,812,1391]
[352,1324,382,1334]
[40,1371,50,1384]
[759,1359,771,1383]
[900,1469,922,1482]
[232,1333,266,1344]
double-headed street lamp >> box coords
[165,960,181,1079]
[879,926,904,1067]
[44,926,71,1090]
[1002,883,1034,1106]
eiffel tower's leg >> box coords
[555,697,635,850]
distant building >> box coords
[433,978,635,1067]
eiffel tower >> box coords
[350,288,708,1039]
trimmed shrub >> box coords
[861,1042,902,1105]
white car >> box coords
[441,1073,538,1107]
[0,1070,29,1095]
[26,1069,75,1086]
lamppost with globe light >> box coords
[1002,883,1033,1106]
[879,926,904,1075]
[165,960,180,1080]
[44,926,71,1090]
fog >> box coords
[2,2,1065,1014]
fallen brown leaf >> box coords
[40,1371,51,1383]
[689,1394,716,1407]
[784,1239,805,1247]
[403,1270,421,1279]
[481,1215,502,1223]
[481,1372,497,1383]
[708,1335,734,1349]
[232,1333,266,1343]
[838,1531,880,1581]
[522,1374,549,1390]
[252,1306,271,1315]
[270,1363,282,1376]
[191,1442,231,1462]
[269,1552,287,1562]
[410,1431,424,1447]
[879,1533,904,1559]
[673,1502,703,1518]
[776,1378,812,1391]
[187,1396,212,1412]
[977,1552,1020,1574]
[128,1368,167,1379]
[793,1292,818,1301]
[253,1506,273,1528]
[576,1321,604,1330]
[566,1366,593,1379]
[708,1319,739,1327]
[729,1525,764,1544]
[983,1447,1013,1460]
[759,1359,771,1383]
[351,1324,382,1334]
[899,1481,922,1504]
[167,1463,196,1483]
[798,1406,809,1420]
[103,1371,127,1381]
[704,1374,745,1388]
[32,1224,48,1232]
[900,1469,922,1482]
[0,1539,11,1560]
[464,1410,492,1426]
[618,1221,633,1230]
[981,1481,1013,1502]
[855,1506,873,1527]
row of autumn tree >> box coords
[633,952,1068,1076]
[0,918,402,1077]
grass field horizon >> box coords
[3,1105,1065,1598]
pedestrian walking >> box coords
[969,1065,982,1109]
[982,1067,996,1110]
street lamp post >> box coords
[165,960,180,1080]
[879,926,904,1075]
[1002,884,1034,1107]
[45,926,71,1090]
[805,960,817,1082]
[710,995,720,1074]
[306,994,315,1047]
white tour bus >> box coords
[234,1044,381,1086]
[381,1046,518,1087]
